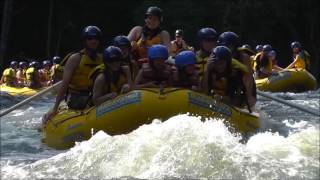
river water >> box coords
[0,90,319,179]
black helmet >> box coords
[291,41,301,49]
[52,56,61,64]
[255,45,263,52]
[10,61,18,68]
[217,31,239,49]
[19,61,28,69]
[81,25,102,40]
[262,44,272,52]
[145,6,163,22]
[30,61,40,69]
[103,46,123,63]
[197,28,218,42]
[175,29,183,37]
[113,35,131,49]
[212,46,232,63]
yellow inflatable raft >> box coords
[0,84,41,96]
[256,69,317,92]
[43,88,259,150]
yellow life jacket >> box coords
[69,53,103,91]
[294,51,309,69]
[132,33,162,59]
[51,64,63,80]
[26,67,36,82]
[90,64,127,93]
[196,50,210,78]
[231,59,249,74]
[2,68,15,84]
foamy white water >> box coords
[1,90,319,179]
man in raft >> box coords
[217,31,256,108]
[171,29,193,57]
[1,61,18,87]
[44,25,103,123]
[196,27,218,79]
[90,46,133,106]
[128,6,171,66]
[173,51,200,91]
[134,44,174,88]
[203,46,256,110]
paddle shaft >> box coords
[257,90,320,116]
[0,81,61,118]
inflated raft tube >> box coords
[43,88,259,149]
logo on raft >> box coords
[188,92,232,117]
[96,91,141,117]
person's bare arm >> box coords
[53,54,81,108]
[127,26,142,42]
[160,30,172,53]
[286,56,298,69]
[122,65,133,89]
[92,73,117,106]
[134,69,157,88]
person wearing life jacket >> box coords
[39,60,52,86]
[217,31,256,107]
[285,41,311,70]
[113,35,138,78]
[16,61,28,86]
[1,61,18,87]
[268,50,283,72]
[25,61,42,89]
[90,46,133,106]
[196,27,218,79]
[44,25,104,123]
[173,51,200,90]
[252,44,263,70]
[134,44,174,88]
[255,44,274,79]
[171,29,193,57]
[203,46,255,110]
[50,56,63,84]
[128,6,171,64]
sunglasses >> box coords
[86,36,99,40]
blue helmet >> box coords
[81,25,102,39]
[291,41,301,49]
[175,51,196,68]
[197,28,218,42]
[255,45,263,52]
[217,31,239,49]
[175,29,183,37]
[19,61,28,68]
[103,46,122,62]
[113,35,131,49]
[148,44,169,61]
[52,56,61,64]
[10,61,18,68]
[262,44,272,52]
[212,46,232,63]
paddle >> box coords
[0,81,62,118]
[256,90,320,116]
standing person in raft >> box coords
[128,6,171,65]
[44,25,104,123]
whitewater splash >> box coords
[1,114,319,180]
